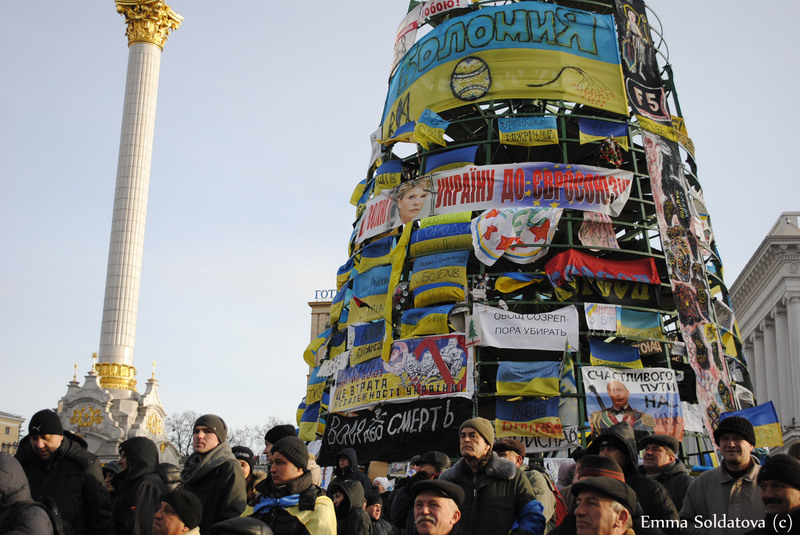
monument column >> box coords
[97,1,181,391]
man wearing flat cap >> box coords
[152,489,203,535]
[438,417,545,535]
[390,450,451,534]
[638,434,692,510]
[572,476,637,535]
[412,479,465,535]
[251,436,336,535]
[680,416,765,535]
[180,414,246,532]
[745,454,800,534]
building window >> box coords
[4,427,9,434]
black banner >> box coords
[318,397,473,464]
[554,278,662,308]
[613,0,671,124]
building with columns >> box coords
[56,0,181,463]
[730,212,800,447]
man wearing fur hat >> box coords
[180,414,246,532]
[15,408,114,535]
[746,454,800,534]
[637,435,692,510]
[680,416,765,535]
[438,417,545,535]
[251,436,336,535]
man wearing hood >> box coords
[112,436,167,535]
[329,447,372,496]
[329,479,372,535]
[15,409,113,535]
[587,422,679,535]
[180,414,246,532]
[0,452,54,533]
[251,436,335,535]
[637,435,692,510]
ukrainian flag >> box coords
[721,402,783,448]
[498,116,558,146]
[303,328,331,366]
[495,397,564,439]
[299,393,329,441]
[419,211,473,227]
[350,321,385,366]
[494,272,546,294]
[496,361,561,397]
[415,108,450,150]
[423,146,479,174]
[336,256,356,290]
[616,308,663,340]
[409,222,472,258]
[589,339,642,368]
[382,121,416,145]
[578,118,629,151]
[328,330,348,360]
[330,284,351,327]
[373,160,403,196]
[358,235,395,273]
[400,305,454,339]
[409,251,469,308]
[305,365,325,406]
[348,264,392,324]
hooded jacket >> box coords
[638,457,693,510]
[328,479,372,535]
[586,422,680,535]
[111,437,167,535]
[0,452,54,534]
[181,442,247,533]
[439,452,544,535]
[329,448,373,496]
[15,431,113,535]
[251,469,335,535]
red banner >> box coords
[545,249,661,288]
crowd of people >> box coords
[2,409,799,535]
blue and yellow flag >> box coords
[419,211,473,227]
[382,121,416,144]
[415,108,450,150]
[616,308,663,340]
[330,284,351,327]
[303,327,331,366]
[579,118,629,151]
[495,397,564,439]
[496,361,561,397]
[296,397,306,428]
[358,235,395,273]
[589,339,642,368]
[348,264,392,324]
[721,402,783,448]
[350,321,385,366]
[350,178,374,207]
[336,256,356,291]
[400,305,454,339]
[559,349,579,426]
[495,272,546,294]
[424,146,479,174]
[498,116,558,146]
[373,160,403,196]
[298,391,328,441]
[328,330,348,360]
[305,365,325,406]
[409,222,472,258]
[409,251,469,308]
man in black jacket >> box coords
[112,436,167,535]
[180,414,246,532]
[15,409,114,535]
[329,447,372,496]
[637,434,692,510]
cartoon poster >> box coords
[329,334,473,413]
[581,366,684,441]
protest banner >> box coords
[475,304,579,352]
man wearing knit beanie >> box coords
[750,454,800,533]
[262,424,297,455]
[438,416,544,535]
[680,416,765,534]
[152,489,203,535]
[180,414,246,533]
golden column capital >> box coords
[115,0,182,49]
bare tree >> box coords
[228,416,294,453]
[166,412,293,456]
[165,410,199,456]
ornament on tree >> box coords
[599,137,623,167]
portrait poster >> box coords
[581,366,684,441]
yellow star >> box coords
[550,201,560,209]
[533,200,541,207]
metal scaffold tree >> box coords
[297,0,756,469]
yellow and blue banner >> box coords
[400,304,454,339]
[306,365,325,406]
[495,272,546,294]
[409,251,469,308]
[496,361,561,397]
[330,284,351,327]
[424,146,479,174]
[410,222,472,258]
[720,402,783,448]
[349,321,385,367]
[589,339,642,368]
[336,256,356,290]
[348,264,392,325]
[559,349,579,426]
[304,327,331,367]
[328,330,348,360]
[616,308,663,339]
[495,397,564,439]
[415,108,450,150]
[358,235,395,273]
[579,118,629,150]
[498,116,558,147]
[299,391,328,441]
[382,120,416,144]
[382,3,627,139]
[373,160,403,196]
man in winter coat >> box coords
[151,489,203,535]
[680,416,765,535]
[180,414,246,532]
[412,479,464,535]
[587,422,679,535]
[0,452,54,533]
[637,434,692,510]
[745,454,800,535]
[112,436,167,535]
[329,479,372,535]
[329,447,373,496]
[251,436,335,535]
[390,450,451,534]
[366,491,398,535]
[570,475,637,535]
[438,417,545,535]
[15,409,113,535]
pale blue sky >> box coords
[1,1,797,431]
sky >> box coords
[1,1,798,433]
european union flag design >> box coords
[589,339,642,368]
